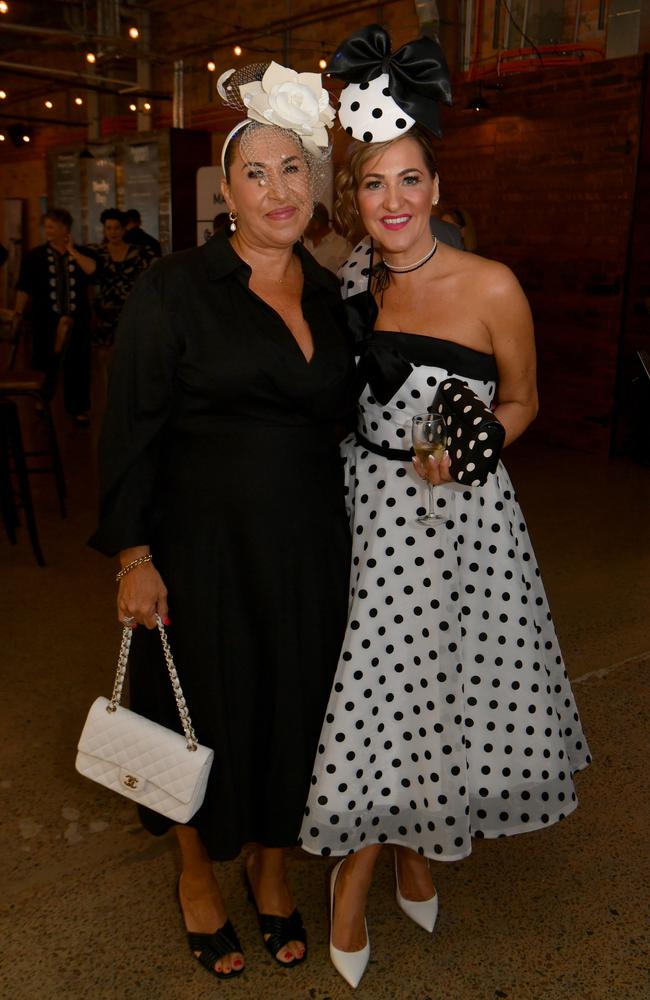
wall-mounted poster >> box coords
[86,147,116,243]
[196,166,226,245]
[123,142,160,240]
[52,153,82,242]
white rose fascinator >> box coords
[218,61,335,206]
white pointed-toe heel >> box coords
[329,858,370,989]
[393,851,438,933]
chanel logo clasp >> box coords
[123,774,139,789]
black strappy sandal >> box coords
[243,868,307,968]
[177,879,244,981]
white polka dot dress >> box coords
[299,254,591,861]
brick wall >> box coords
[434,55,645,454]
[0,7,644,455]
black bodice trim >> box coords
[344,290,498,405]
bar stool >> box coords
[0,396,45,566]
[0,315,67,517]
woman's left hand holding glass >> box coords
[412,449,452,485]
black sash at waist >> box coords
[355,431,413,462]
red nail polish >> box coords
[233,959,242,968]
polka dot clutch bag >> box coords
[432,378,505,486]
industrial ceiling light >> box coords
[128,26,139,40]
[207,60,216,72]
[8,124,33,146]
[233,45,242,57]
[466,84,489,112]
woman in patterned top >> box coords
[89,208,156,347]
[13,208,96,423]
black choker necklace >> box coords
[370,238,438,298]
[383,238,438,272]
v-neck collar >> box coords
[200,230,336,295]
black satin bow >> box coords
[344,291,413,406]
[327,24,452,138]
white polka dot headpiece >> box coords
[327,24,451,143]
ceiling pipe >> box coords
[0,22,158,62]
[0,60,171,99]
[166,0,403,60]
[173,60,184,128]
[0,23,87,41]
[0,111,87,127]
[432,0,461,74]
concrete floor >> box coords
[1,404,649,1000]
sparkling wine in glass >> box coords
[412,412,447,525]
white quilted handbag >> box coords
[76,616,213,824]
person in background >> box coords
[12,208,96,425]
[212,212,230,234]
[430,207,464,249]
[441,206,477,252]
[124,208,162,257]
[90,208,156,349]
[304,202,351,273]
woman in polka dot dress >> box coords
[299,35,591,987]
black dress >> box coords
[89,232,354,860]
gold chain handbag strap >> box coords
[106,615,199,752]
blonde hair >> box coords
[334,126,438,240]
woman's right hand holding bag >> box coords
[116,546,169,629]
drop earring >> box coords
[229,211,237,232]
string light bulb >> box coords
[207,60,216,72]
[45,100,53,109]
[75,97,83,106]
[86,52,96,64]
[128,26,139,39]
[143,101,151,111]
[0,133,5,141]
[0,2,9,13]
[233,45,242,57]
[319,58,327,70]
[22,134,30,143]
[129,103,137,111]
[0,90,6,100]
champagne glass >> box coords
[412,412,447,525]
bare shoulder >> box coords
[457,252,524,301]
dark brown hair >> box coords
[42,207,73,230]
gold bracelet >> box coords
[115,553,153,582]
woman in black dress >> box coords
[89,207,155,347]
[89,62,352,980]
